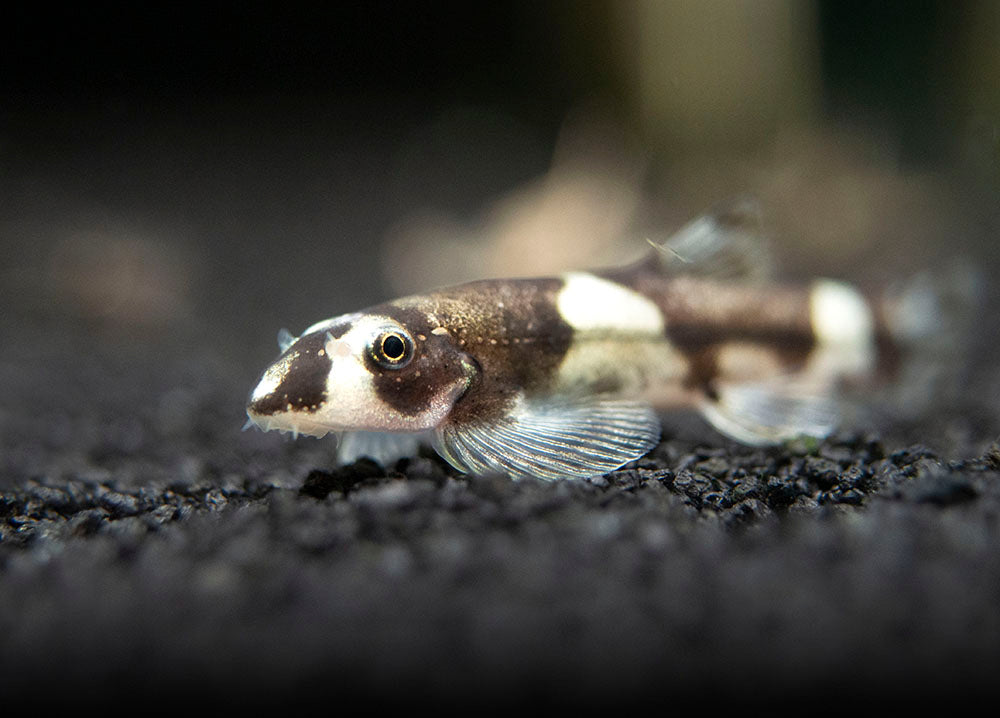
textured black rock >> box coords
[2,316,999,705]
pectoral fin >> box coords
[432,396,661,481]
[277,328,296,352]
[699,380,840,446]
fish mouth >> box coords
[244,409,341,439]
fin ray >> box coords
[651,197,772,281]
[432,396,661,480]
[277,328,296,352]
[338,431,428,467]
[700,380,840,446]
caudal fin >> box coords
[879,259,984,413]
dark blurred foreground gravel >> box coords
[1,316,999,706]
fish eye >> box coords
[371,330,413,369]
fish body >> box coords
[247,202,902,480]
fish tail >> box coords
[883,259,982,354]
[879,258,985,411]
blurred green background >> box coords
[2,1,996,372]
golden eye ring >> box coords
[371,330,413,369]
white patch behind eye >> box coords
[315,315,464,432]
[557,272,664,334]
[253,313,465,434]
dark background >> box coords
[2,1,998,704]
[3,2,997,342]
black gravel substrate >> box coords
[2,315,998,705]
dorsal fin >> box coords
[648,197,772,281]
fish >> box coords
[245,199,949,480]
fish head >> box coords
[246,312,474,437]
